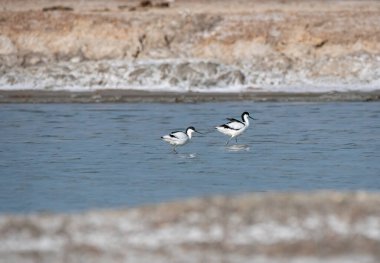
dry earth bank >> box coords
[0,0,380,99]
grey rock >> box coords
[169,77,179,86]
[175,62,203,82]
[0,54,22,67]
[217,70,246,85]
[22,53,50,67]
[197,61,219,76]
[158,63,172,79]
[128,67,149,80]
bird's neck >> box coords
[187,131,193,139]
[243,115,250,126]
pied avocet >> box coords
[216,112,255,145]
[161,126,201,153]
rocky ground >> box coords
[1,0,380,101]
[1,192,379,263]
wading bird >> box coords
[216,112,255,145]
[161,126,201,153]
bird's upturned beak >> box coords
[249,116,257,120]
[195,130,203,134]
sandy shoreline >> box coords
[1,192,380,263]
[0,89,379,103]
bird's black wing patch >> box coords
[221,124,240,130]
[226,118,243,124]
[169,131,181,139]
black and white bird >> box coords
[216,112,255,145]
[161,126,201,153]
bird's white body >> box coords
[162,130,193,146]
[216,118,249,138]
[216,112,253,144]
[161,127,198,153]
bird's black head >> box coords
[187,126,202,134]
[242,111,255,120]
[187,126,196,131]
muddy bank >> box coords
[0,89,380,103]
[0,192,379,263]
[0,0,380,93]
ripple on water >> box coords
[0,102,379,213]
[226,144,250,152]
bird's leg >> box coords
[235,137,238,143]
[225,137,232,145]
[172,147,178,154]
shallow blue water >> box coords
[0,102,379,213]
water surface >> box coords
[0,102,379,213]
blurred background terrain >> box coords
[0,0,380,97]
